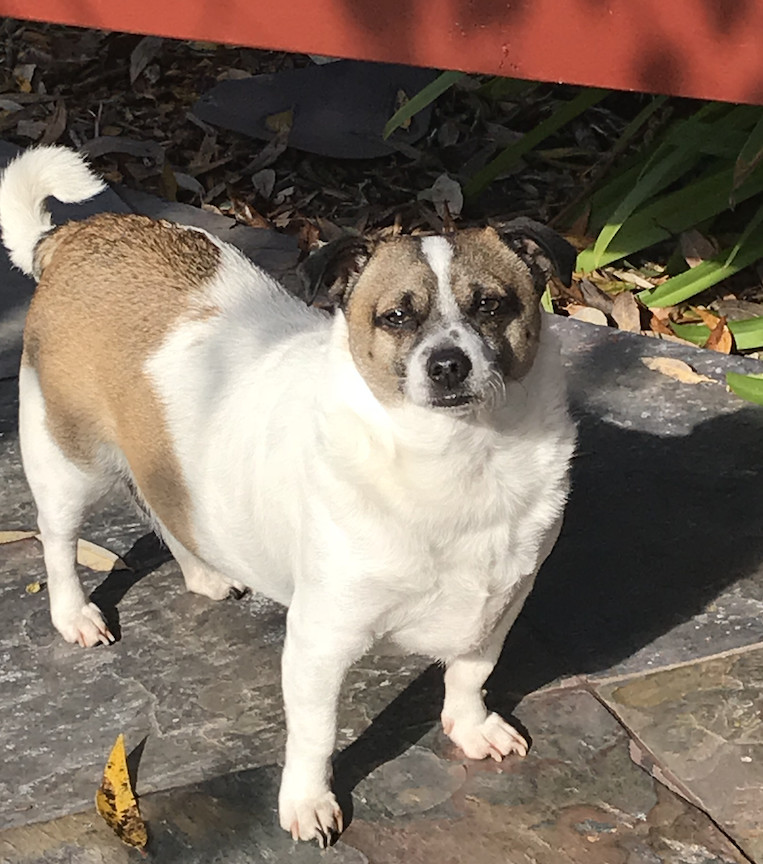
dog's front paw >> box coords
[53,602,114,647]
[442,711,527,761]
[278,790,343,847]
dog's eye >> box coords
[377,308,417,330]
[476,296,503,315]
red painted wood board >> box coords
[1,0,762,104]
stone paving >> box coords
[1,144,762,863]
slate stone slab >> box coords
[2,318,763,839]
[0,533,432,831]
[0,689,749,864]
[526,319,763,683]
[598,647,763,862]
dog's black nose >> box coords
[427,347,472,389]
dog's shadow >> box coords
[89,533,173,640]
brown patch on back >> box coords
[24,213,221,551]
[344,238,435,404]
[451,228,543,380]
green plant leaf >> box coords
[726,371,763,405]
[578,161,763,272]
[383,70,465,140]
[584,103,759,237]
[670,316,763,350]
[734,111,763,190]
[669,322,709,346]
[464,87,607,198]
[589,145,690,269]
[725,200,763,268]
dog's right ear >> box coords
[299,236,373,308]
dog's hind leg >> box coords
[19,365,115,647]
[159,530,247,600]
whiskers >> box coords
[482,367,507,411]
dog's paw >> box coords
[53,602,114,647]
[184,568,248,601]
[279,790,343,847]
[442,711,527,761]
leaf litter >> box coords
[0,18,761,369]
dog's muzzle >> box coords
[427,346,474,407]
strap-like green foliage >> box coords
[727,371,763,405]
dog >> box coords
[0,146,576,846]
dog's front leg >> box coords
[278,601,367,846]
[441,589,532,762]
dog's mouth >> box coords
[430,393,475,409]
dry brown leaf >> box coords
[95,734,147,851]
[16,119,46,140]
[76,539,129,572]
[680,229,718,268]
[130,35,163,84]
[252,168,276,199]
[13,63,35,93]
[649,313,674,336]
[579,279,613,315]
[0,529,39,544]
[610,269,654,290]
[419,173,463,220]
[694,307,721,329]
[611,291,641,333]
[650,305,674,321]
[568,305,608,326]
[705,316,733,354]
[40,99,67,145]
[641,357,715,384]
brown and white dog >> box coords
[0,146,576,846]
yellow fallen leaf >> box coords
[76,539,129,572]
[641,356,715,385]
[25,581,43,594]
[0,529,39,544]
[95,734,147,850]
[264,108,293,134]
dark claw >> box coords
[227,586,248,600]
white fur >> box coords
[18,365,114,646]
[421,235,457,319]
[407,236,501,407]
[147,248,575,842]
[0,146,105,276]
[6,146,575,847]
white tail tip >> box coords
[0,145,106,277]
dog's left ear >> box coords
[299,236,373,308]
[496,218,577,291]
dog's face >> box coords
[302,221,576,411]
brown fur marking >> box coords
[451,228,542,380]
[24,213,221,552]
[344,239,435,403]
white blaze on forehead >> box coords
[420,236,459,320]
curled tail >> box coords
[0,145,105,277]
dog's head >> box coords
[300,220,576,411]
